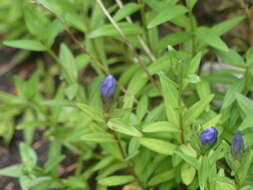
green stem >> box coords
[105,111,145,190]
[235,174,240,190]
[111,130,146,190]
[47,48,59,62]
[178,77,185,144]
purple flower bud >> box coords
[231,130,244,160]
[100,75,116,101]
[200,127,218,146]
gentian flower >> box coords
[200,127,218,146]
[100,75,116,101]
[231,130,244,160]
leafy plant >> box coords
[0,0,253,190]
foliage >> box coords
[0,0,253,190]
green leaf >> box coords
[137,137,176,155]
[159,73,179,126]
[142,121,179,133]
[148,170,174,186]
[92,156,114,172]
[181,163,196,185]
[213,49,245,67]
[203,114,222,129]
[42,99,74,107]
[98,175,134,186]
[46,20,63,47]
[0,164,23,177]
[180,144,197,157]
[23,4,48,40]
[186,0,198,10]
[212,16,245,36]
[107,118,142,137]
[20,176,32,190]
[136,95,148,121]
[187,51,203,75]
[208,143,225,163]
[4,39,47,51]
[222,79,245,109]
[148,5,188,28]
[246,46,253,65]
[196,27,229,52]
[238,150,253,184]
[44,155,65,173]
[64,176,87,188]
[0,91,26,105]
[88,22,143,38]
[59,43,78,84]
[26,71,40,99]
[185,74,201,84]
[76,103,105,123]
[216,180,236,190]
[198,156,209,190]
[20,143,37,169]
[183,94,214,126]
[236,94,253,116]
[244,133,253,149]
[156,32,192,51]
[196,80,211,99]
[65,12,87,33]
[176,151,199,169]
[145,0,178,11]
[127,138,140,159]
[239,116,253,131]
[81,132,116,143]
[113,3,141,22]
[65,84,79,100]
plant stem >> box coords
[138,0,152,52]
[115,0,155,61]
[110,130,146,190]
[96,0,161,95]
[235,174,240,190]
[36,0,140,104]
[178,77,185,144]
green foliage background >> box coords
[0,0,253,190]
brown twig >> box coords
[115,0,156,61]
[239,0,253,45]
[96,0,161,95]
[34,0,138,104]
[0,51,29,76]
[5,182,15,190]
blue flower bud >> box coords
[100,75,116,101]
[200,127,218,146]
[231,130,244,160]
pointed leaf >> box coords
[107,118,142,137]
[236,94,253,116]
[88,22,143,38]
[159,73,179,126]
[98,175,134,186]
[4,40,47,51]
[142,121,179,133]
[137,137,176,155]
[196,27,229,51]
[113,3,141,22]
[148,5,188,28]
[183,94,214,126]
